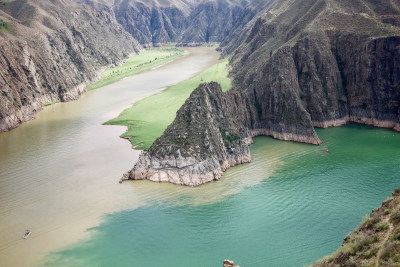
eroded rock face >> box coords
[177,0,244,46]
[129,82,254,186]
[228,0,400,133]
[128,82,320,186]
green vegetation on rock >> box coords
[86,47,188,90]
[313,188,400,267]
[0,19,10,32]
[41,101,60,107]
[105,58,232,150]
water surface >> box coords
[44,125,400,266]
[0,47,220,266]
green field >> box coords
[106,58,232,150]
[86,47,188,90]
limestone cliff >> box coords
[0,0,140,132]
[313,187,400,266]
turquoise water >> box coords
[45,125,400,266]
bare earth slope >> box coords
[127,0,400,186]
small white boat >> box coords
[23,230,31,239]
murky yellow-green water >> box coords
[0,47,220,266]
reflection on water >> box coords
[44,125,400,267]
[0,47,221,267]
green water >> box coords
[45,125,400,266]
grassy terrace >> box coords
[106,58,232,150]
[87,47,188,90]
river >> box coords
[1,47,400,267]
[0,47,220,266]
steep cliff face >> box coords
[127,82,321,186]
[219,0,276,55]
[112,0,248,46]
[178,0,245,46]
[313,187,400,266]
[127,0,400,186]
[128,82,253,186]
[0,0,140,132]
[228,0,400,133]
[113,0,189,46]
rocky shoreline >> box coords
[125,80,399,186]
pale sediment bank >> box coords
[313,117,400,133]
[250,129,322,145]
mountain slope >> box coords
[0,0,140,132]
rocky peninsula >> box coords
[126,0,400,186]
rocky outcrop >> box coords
[128,82,253,186]
[127,82,321,186]
[223,259,239,267]
[313,187,400,266]
[0,0,140,132]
